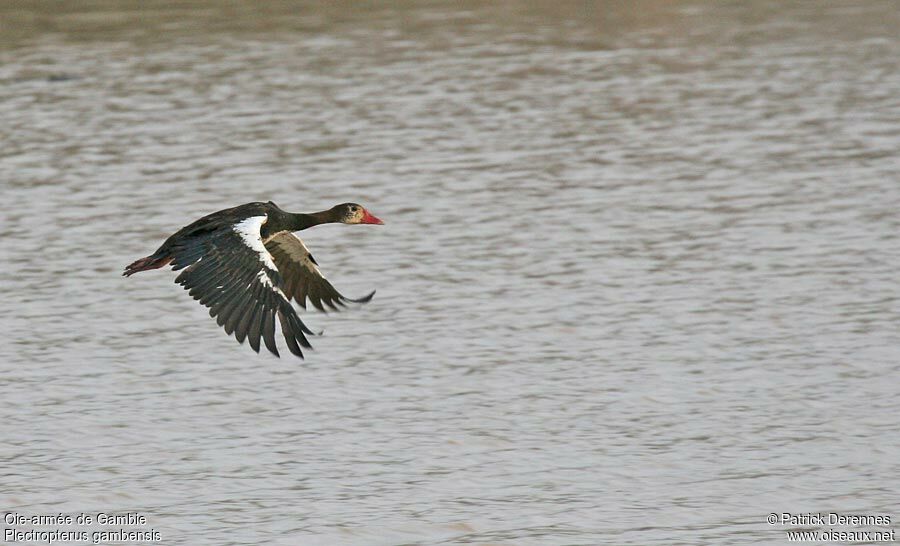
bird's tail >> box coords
[123,254,171,277]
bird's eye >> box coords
[350,206,359,212]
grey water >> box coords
[2,2,899,544]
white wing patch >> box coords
[257,270,287,299]
[233,216,279,272]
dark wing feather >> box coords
[264,231,375,312]
[169,215,314,358]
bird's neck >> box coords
[284,210,336,231]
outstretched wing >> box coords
[168,215,315,358]
[264,231,375,312]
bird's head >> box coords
[333,203,384,225]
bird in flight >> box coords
[124,201,383,358]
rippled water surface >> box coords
[2,2,899,544]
